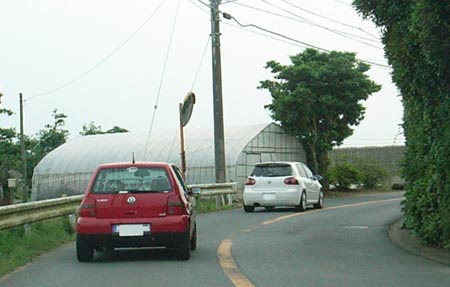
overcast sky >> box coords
[0,0,404,147]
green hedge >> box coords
[354,0,450,248]
[328,159,387,191]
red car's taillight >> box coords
[79,197,96,217]
[167,195,187,215]
[245,178,256,185]
[284,177,299,185]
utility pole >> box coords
[19,93,28,202]
[210,0,226,183]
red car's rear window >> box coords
[91,166,172,194]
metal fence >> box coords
[0,183,236,231]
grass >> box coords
[0,217,75,278]
[196,197,239,213]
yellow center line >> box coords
[217,197,403,287]
[217,238,255,287]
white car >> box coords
[243,162,323,212]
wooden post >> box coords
[20,93,28,202]
[179,103,186,179]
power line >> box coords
[197,0,210,8]
[223,13,390,69]
[232,2,313,25]
[144,0,181,159]
[222,0,240,4]
[279,0,380,40]
[224,13,328,52]
[26,0,166,102]
[191,1,311,51]
[234,1,382,49]
[191,36,211,91]
[188,0,209,13]
[223,20,309,49]
[240,0,379,44]
[188,0,213,90]
[335,0,352,6]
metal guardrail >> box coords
[0,183,236,231]
[189,182,237,196]
[0,195,84,230]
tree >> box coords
[0,108,21,200]
[80,122,128,135]
[353,0,450,248]
[80,121,104,135]
[260,48,381,188]
[106,126,128,134]
[34,109,69,161]
[1,108,70,201]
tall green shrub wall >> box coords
[353,1,450,248]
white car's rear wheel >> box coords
[296,192,306,212]
[243,205,255,212]
[314,190,324,209]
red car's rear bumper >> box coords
[77,215,189,234]
[77,215,190,249]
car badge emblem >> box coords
[127,196,137,205]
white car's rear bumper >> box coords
[243,188,301,207]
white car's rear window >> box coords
[250,164,292,177]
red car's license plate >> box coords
[112,224,150,236]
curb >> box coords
[389,218,450,266]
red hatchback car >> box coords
[76,162,198,262]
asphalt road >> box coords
[1,192,449,287]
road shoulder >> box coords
[389,218,450,266]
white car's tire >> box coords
[296,192,307,212]
[243,205,255,212]
[314,190,324,209]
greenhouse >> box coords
[31,123,306,200]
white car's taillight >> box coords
[245,178,256,185]
[284,177,299,185]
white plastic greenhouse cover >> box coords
[34,123,271,175]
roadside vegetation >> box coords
[328,157,388,191]
[196,197,239,213]
[354,0,450,249]
[0,217,74,278]
[0,107,127,204]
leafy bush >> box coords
[328,162,361,190]
[355,160,388,189]
[328,159,388,191]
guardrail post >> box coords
[24,224,31,236]
[68,214,77,233]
